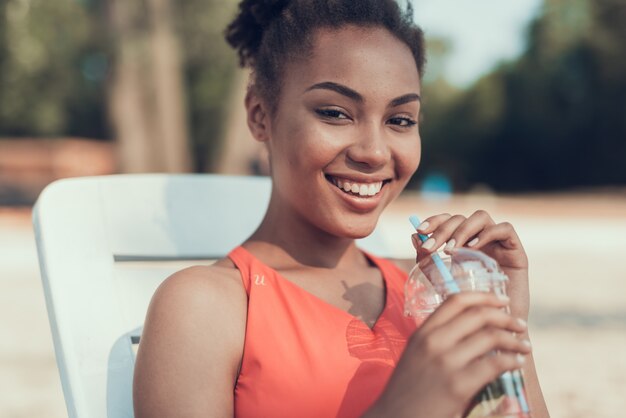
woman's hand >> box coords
[366,292,531,418]
[411,211,530,320]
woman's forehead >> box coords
[282,25,421,98]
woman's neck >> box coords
[245,204,367,270]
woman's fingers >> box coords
[415,211,522,251]
[415,214,465,253]
[415,211,501,254]
[443,210,496,250]
[448,351,528,403]
[467,222,529,270]
[417,292,509,334]
[447,328,532,371]
[411,292,529,368]
[426,303,528,352]
[413,212,527,271]
[415,294,527,363]
[413,213,452,252]
[466,221,523,251]
[423,328,531,403]
[415,213,452,234]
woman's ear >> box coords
[245,88,271,143]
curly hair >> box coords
[225,0,426,109]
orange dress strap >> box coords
[228,246,253,294]
[227,246,417,418]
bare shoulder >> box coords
[151,260,244,312]
[134,260,246,417]
[144,260,246,332]
[142,259,247,355]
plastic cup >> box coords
[404,248,531,418]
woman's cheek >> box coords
[395,138,421,178]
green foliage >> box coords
[417,0,626,192]
[176,0,239,171]
[0,0,240,172]
[0,0,109,138]
[2,0,623,185]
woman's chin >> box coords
[332,220,379,240]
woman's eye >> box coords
[388,117,417,127]
[315,108,349,120]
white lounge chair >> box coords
[33,174,390,418]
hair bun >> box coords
[225,0,290,67]
[250,0,289,28]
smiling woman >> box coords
[132,1,549,417]
[248,24,422,238]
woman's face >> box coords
[255,25,422,239]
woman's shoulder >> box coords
[139,258,247,372]
[141,258,247,341]
[151,258,245,315]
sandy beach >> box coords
[1,191,625,418]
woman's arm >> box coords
[133,264,247,418]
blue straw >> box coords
[409,215,461,294]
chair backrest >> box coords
[33,174,391,418]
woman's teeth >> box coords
[331,177,383,197]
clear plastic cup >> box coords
[404,248,531,418]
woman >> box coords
[134,1,549,417]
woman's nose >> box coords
[345,123,391,169]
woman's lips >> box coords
[325,174,390,198]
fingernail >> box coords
[517,318,528,328]
[516,354,526,365]
[521,339,532,348]
[422,238,435,250]
[444,239,456,251]
[417,221,430,231]
[467,237,479,247]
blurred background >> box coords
[0,0,625,417]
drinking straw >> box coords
[409,215,461,294]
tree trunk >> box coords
[107,0,190,173]
[217,70,268,175]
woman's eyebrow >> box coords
[305,82,363,102]
[389,93,421,108]
[305,82,420,108]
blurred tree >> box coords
[106,0,238,172]
[107,0,192,172]
[176,0,239,172]
[0,3,6,86]
[0,0,109,138]
[418,0,626,192]
[0,0,239,173]
[412,35,463,189]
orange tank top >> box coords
[228,246,417,418]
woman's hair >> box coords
[225,0,426,109]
